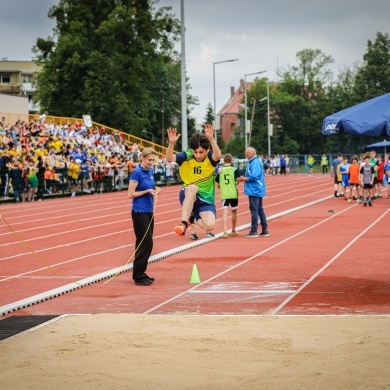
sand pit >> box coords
[1,314,389,389]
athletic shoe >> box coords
[206,232,215,238]
[222,233,229,239]
[189,233,199,240]
[348,198,352,203]
[145,274,155,281]
[134,277,153,286]
[230,230,239,237]
[259,231,270,237]
[357,199,361,203]
[174,223,187,237]
[368,201,373,207]
[245,232,258,238]
[363,202,367,207]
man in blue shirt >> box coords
[237,147,269,237]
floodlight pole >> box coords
[244,70,266,149]
[213,59,239,140]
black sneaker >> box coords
[363,202,367,207]
[145,274,155,281]
[245,232,258,238]
[134,277,153,286]
[206,232,215,238]
[259,231,270,237]
[190,233,199,240]
[368,201,373,207]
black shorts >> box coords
[221,198,238,210]
[68,178,79,185]
[362,183,372,189]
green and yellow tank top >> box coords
[176,150,217,204]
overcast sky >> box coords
[1,0,389,124]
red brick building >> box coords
[217,79,255,144]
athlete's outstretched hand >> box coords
[167,127,181,144]
[204,124,214,140]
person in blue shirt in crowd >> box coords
[384,153,390,199]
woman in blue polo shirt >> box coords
[128,147,161,286]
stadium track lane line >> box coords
[0,195,332,316]
[269,208,390,315]
[0,187,329,259]
[143,201,357,314]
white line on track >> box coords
[144,196,348,314]
[0,195,332,314]
[270,208,390,315]
[187,290,295,294]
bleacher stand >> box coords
[0,118,179,203]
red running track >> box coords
[1,174,389,316]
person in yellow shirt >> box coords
[166,124,221,238]
[321,153,328,176]
[52,137,63,153]
[98,151,106,163]
[9,145,19,159]
[67,159,81,197]
[307,154,315,176]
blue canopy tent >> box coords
[322,93,390,137]
[363,140,390,155]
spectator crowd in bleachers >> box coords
[0,117,178,203]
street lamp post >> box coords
[248,97,267,146]
[213,59,239,140]
[161,97,164,146]
[267,81,274,156]
[142,130,154,144]
[244,70,266,149]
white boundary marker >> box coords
[0,195,336,316]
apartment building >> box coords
[0,60,41,113]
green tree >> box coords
[32,0,194,141]
[203,102,214,126]
[323,32,390,154]
[223,135,245,158]
[274,49,334,154]
[354,32,390,100]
